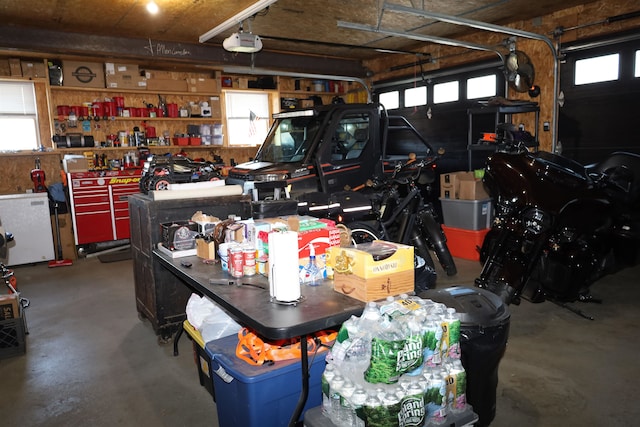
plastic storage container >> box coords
[439,198,493,230]
[0,316,26,359]
[183,320,215,400]
[441,225,490,261]
[419,286,510,427]
[206,334,327,427]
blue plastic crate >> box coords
[205,334,327,427]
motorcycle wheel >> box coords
[347,221,381,246]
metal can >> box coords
[229,246,244,278]
[243,247,256,276]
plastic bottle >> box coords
[446,359,467,413]
[322,363,336,418]
[442,307,461,360]
[426,372,448,425]
[350,387,367,427]
[302,243,321,285]
[339,379,356,426]
[423,315,443,367]
[329,375,346,425]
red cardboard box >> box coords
[297,226,341,259]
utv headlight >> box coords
[254,173,288,182]
[522,208,551,234]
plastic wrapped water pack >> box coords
[323,296,465,427]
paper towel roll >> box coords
[268,231,301,302]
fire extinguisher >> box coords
[30,157,47,193]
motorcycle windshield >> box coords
[255,113,326,164]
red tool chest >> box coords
[68,170,141,246]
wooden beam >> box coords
[0,24,367,77]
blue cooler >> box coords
[205,334,327,427]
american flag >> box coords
[249,110,259,137]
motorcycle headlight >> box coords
[521,208,551,235]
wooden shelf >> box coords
[50,85,219,97]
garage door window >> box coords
[0,81,40,150]
[575,53,619,85]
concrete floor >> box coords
[1,254,639,426]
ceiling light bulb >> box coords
[147,1,159,14]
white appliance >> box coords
[0,192,55,266]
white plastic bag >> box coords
[185,293,241,342]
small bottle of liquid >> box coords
[302,243,321,286]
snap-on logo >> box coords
[109,177,140,185]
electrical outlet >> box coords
[543,121,550,131]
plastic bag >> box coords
[185,293,241,342]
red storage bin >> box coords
[442,225,490,261]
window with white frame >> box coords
[0,81,40,150]
[404,86,427,107]
[467,74,497,99]
[224,91,270,146]
[433,80,459,103]
[575,53,620,85]
[379,91,399,110]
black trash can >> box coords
[419,286,510,427]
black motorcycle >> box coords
[342,153,457,278]
[475,141,640,315]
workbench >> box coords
[153,248,365,426]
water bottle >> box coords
[322,364,336,418]
[442,308,461,361]
[329,375,346,425]
[446,359,467,413]
[339,379,356,426]
[350,387,368,427]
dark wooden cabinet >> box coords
[128,192,251,340]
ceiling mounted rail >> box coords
[383,3,560,151]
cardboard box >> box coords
[9,58,22,76]
[333,270,414,302]
[299,99,314,108]
[440,171,488,200]
[209,96,221,117]
[143,69,190,80]
[63,60,105,88]
[20,60,47,78]
[0,294,19,320]
[186,77,218,93]
[146,78,188,92]
[104,62,139,75]
[0,59,10,76]
[50,213,77,261]
[196,238,217,260]
[106,73,147,90]
[297,226,341,259]
[328,241,414,302]
[63,156,89,173]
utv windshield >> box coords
[256,112,325,163]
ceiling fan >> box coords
[504,48,540,97]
